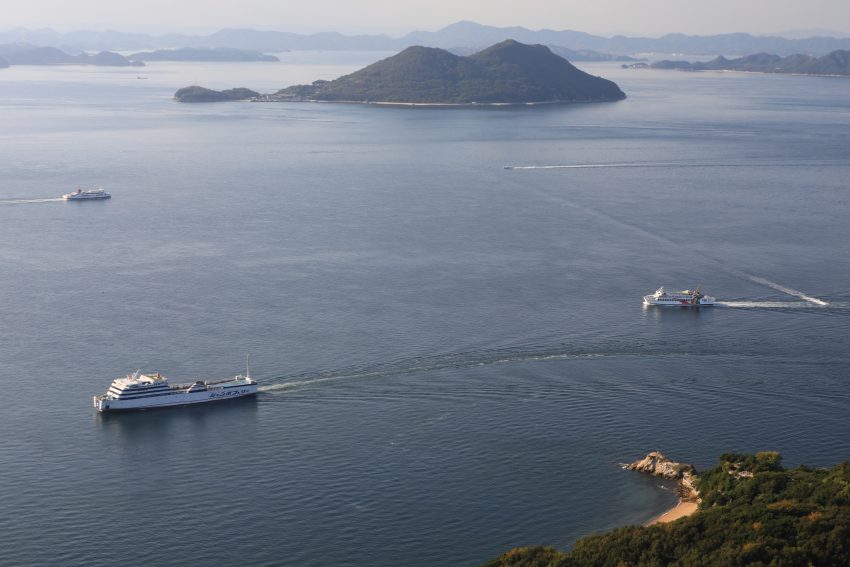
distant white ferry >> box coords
[643,286,715,307]
[93,361,257,412]
[63,188,111,201]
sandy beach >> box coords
[646,500,699,526]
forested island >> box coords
[173,86,260,102]
[129,47,279,62]
[643,49,850,76]
[485,452,850,566]
[0,44,143,66]
[175,40,625,105]
[269,40,625,104]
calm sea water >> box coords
[1,54,849,566]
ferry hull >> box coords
[643,296,714,307]
[93,384,258,412]
[64,195,111,201]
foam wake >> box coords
[0,198,64,205]
[504,162,676,171]
[519,182,831,307]
[257,346,732,395]
[503,160,849,171]
[717,301,812,309]
[728,272,829,306]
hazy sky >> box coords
[5,0,850,37]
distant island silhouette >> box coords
[129,47,279,62]
[640,50,850,76]
[0,44,143,67]
[5,21,850,57]
[175,40,626,106]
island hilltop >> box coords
[174,40,626,105]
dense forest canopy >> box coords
[485,453,850,567]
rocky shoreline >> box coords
[623,451,700,524]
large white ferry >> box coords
[63,187,111,201]
[643,286,715,307]
[93,362,257,412]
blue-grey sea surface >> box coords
[0,54,849,566]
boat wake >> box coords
[503,160,850,172]
[725,270,829,306]
[517,183,831,307]
[0,198,64,205]
[716,301,813,309]
[504,162,677,171]
[257,346,731,395]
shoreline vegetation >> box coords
[645,500,699,526]
[485,451,850,566]
[174,40,626,105]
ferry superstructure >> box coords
[643,286,715,307]
[93,364,257,412]
[63,188,111,201]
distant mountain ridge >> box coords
[4,21,850,56]
[652,50,850,76]
[129,47,279,62]
[264,40,626,104]
[0,43,142,66]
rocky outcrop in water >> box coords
[623,451,699,501]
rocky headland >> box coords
[174,40,626,105]
[623,450,699,503]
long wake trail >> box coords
[504,162,679,171]
[508,173,831,306]
[0,197,64,205]
[727,271,829,306]
[503,160,849,171]
[257,348,679,393]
